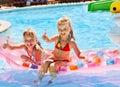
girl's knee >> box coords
[40,60,52,73]
[43,59,53,65]
[49,63,56,72]
[45,60,52,64]
[21,55,29,59]
[21,55,26,58]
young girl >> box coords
[33,16,90,84]
[3,28,50,69]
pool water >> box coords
[0,3,118,50]
[0,3,120,87]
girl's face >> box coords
[58,23,71,38]
[23,34,37,49]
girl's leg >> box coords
[40,60,53,73]
[21,55,37,65]
[48,61,68,84]
[48,62,57,84]
[21,55,30,62]
[33,60,53,85]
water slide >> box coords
[88,0,114,11]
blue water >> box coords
[0,3,120,87]
[0,3,118,50]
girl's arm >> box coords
[70,40,85,59]
[3,43,25,50]
[42,33,58,43]
[71,40,91,63]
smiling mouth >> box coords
[27,44,33,47]
[61,32,65,35]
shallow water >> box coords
[0,68,120,87]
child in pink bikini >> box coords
[3,28,51,69]
[33,16,90,85]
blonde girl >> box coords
[33,16,90,85]
[3,28,47,68]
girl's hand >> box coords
[21,55,40,65]
[3,43,9,49]
[3,36,10,49]
[84,58,91,63]
[42,30,47,40]
[79,54,91,63]
[79,54,85,59]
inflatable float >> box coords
[88,0,114,12]
[0,38,120,73]
[0,20,11,33]
[109,1,120,46]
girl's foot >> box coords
[48,80,53,85]
[32,79,40,85]
[32,73,44,85]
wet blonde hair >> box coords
[23,28,42,48]
[23,28,36,38]
[57,16,75,40]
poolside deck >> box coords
[0,0,92,9]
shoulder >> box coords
[35,44,42,51]
[70,39,76,44]
[34,46,43,55]
[69,39,77,47]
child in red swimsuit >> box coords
[33,16,90,85]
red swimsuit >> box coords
[53,42,70,62]
[55,43,70,51]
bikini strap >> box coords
[57,36,62,50]
[25,46,35,60]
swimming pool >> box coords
[0,3,118,50]
[0,3,120,87]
